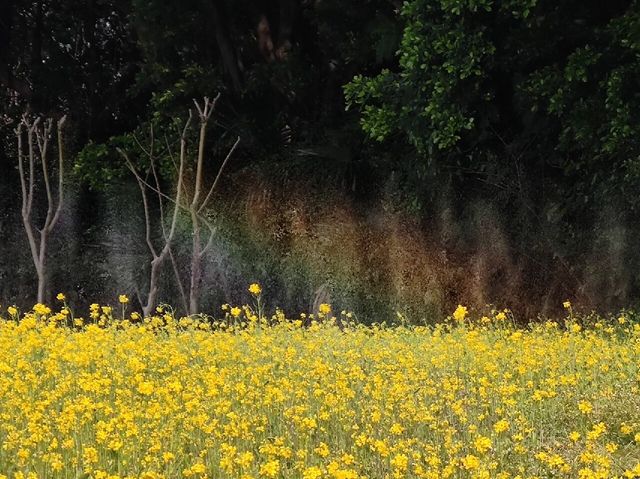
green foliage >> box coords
[345,0,640,210]
[75,137,132,189]
[345,0,511,152]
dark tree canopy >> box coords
[1,0,640,316]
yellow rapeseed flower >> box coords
[578,400,593,414]
[314,442,330,458]
[259,460,280,477]
[303,466,323,479]
[33,303,51,315]
[462,454,481,470]
[390,453,409,471]
[453,304,468,322]
[493,419,510,433]
[474,436,492,454]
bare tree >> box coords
[122,95,240,316]
[118,117,191,318]
[188,95,242,314]
[16,115,67,303]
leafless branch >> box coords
[198,135,241,214]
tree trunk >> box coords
[144,257,161,318]
[36,269,45,304]
[189,210,202,315]
[37,229,48,303]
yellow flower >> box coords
[569,431,581,442]
[389,423,404,435]
[563,300,571,309]
[249,283,262,295]
[453,304,468,322]
[33,303,51,315]
[341,453,354,465]
[7,306,17,317]
[495,311,507,321]
[303,466,323,479]
[586,422,606,441]
[493,419,510,433]
[578,400,593,414]
[474,436,492,454]
[624,463,640,478]
[118,295,129,304]
[236,451,254,468]
[83,447,99,464]
[462,454,480,470]
[56,293,66,301]
[391,453,409,471]
[231,307,242,318]
[314,442,330,458]
[259,460,280,477]
[319,303,331,315]
[189,463,206,475]
[137,381,154,395]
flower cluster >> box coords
[0,299,637,478]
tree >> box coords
[121,97,240,316]
[119,121,188,318]
[16,115,66,303]
[344,0,639,208]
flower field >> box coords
[0,301,639,479]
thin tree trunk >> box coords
[36,230,48,303]
[37,266,45,304]
[189,211,202,315]
[169,246,189,315]
[144,257,162,318]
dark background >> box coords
[1,0,639,321]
